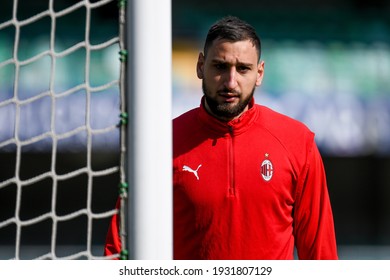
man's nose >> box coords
[224,67,238,89]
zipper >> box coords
[228,125,235,197]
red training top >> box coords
[104,98,338,260]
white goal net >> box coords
[0,0,127,259]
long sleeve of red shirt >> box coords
[293,142,337,259]
[104,199,121,258]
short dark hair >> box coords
[203,16,261,61]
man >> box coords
[105,16,338,260]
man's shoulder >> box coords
[255,104,314,141]
[173,107,200,127]
[172,107,203,143]
[254,104,316,165]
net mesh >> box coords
[0,0,126,259]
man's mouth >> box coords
[219,92,239,102]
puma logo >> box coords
[182,164,202,180]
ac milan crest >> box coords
[261,155,273,182]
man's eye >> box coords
[237,66,250,72]
[214,64,226,70]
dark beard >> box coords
[202,80,255,120]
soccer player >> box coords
[105,15,338,259]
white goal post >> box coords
[126,0,173,260]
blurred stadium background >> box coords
[1,0,390,259]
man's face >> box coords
[197,39,264,121]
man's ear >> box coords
[196,52,205,79]
[256,60,265,86]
